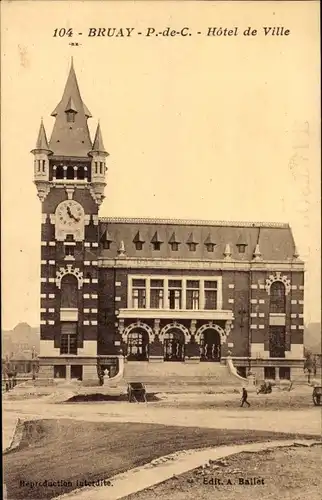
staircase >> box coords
[123,361,245,389]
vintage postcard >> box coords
[1,1,321,499]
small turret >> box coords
[31,119,52,201]
[88,122,109,205]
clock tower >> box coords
[32,59,108,382]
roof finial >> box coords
[70,56,74,69]
[293,245,300,259]
[118,240,126,257]
[253,243,262,261]
[224,243,232,260]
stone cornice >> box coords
[98,257,304,271]
[99,216,290,228]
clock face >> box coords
[56,200,84,228]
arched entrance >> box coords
[200,329,221,362]
[163,330,185,361]
[126,329,149,361]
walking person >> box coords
[240,387,250,407]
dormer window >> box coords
[206,243,215,252]
[66,111,76,123]
[100,228,113,250]
[204,234,215,253]
[237,244,247,254]
[170,242,179,251]
[133,231,145,251]
[187,233,198,252]
[151,231,162,251]
[169,232,180,252]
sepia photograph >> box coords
[1,1,321,499]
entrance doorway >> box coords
[200,329,221,362]
[164,330,185,361]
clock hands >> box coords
[66,205,80,222]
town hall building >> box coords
[33,60,305,384]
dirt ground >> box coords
[3,419,315,500]
[126,445,322,500]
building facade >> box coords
[34,61,305,383]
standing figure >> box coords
[240,387,250,407]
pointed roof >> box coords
[151,231,163,243]
[187,232,198,244]
[133,231,145,243]
[65,97,78,113]
[32,119,51,152]
[169,232,180,244]
[236,233,248,246]
[49,59,93,157]
[100,228,113,242]
[91,122,107,154]
[204,233,215,245]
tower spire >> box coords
[49,60,92,156]
[92,121,107,154]
[32,118,51,152]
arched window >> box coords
[66,166,74,180]
[56,165,64,179]
[269,281,286,313]
[163,330,185,361]
[127,330,149,360]
[61,274,78,308]
[77,166,85,180]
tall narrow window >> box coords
[66,166,74,180]
[150,279,164,309]
[204,280,217,310]
[77,166,85,180]
[152,242,161,251]
[269,326,286,358]
[60,322,77,355]
[56,165,64,179]
[168,280,182,310]
[186,280,200,310]
[269,281,286,313]
[132,279,146,308]
[61,274,78,308]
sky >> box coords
[1,1,320,329]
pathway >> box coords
[55,439,321,500]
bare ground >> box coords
[126,445,322,500]
[3,419,316,500]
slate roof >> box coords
[98,218,298,261]
[49,59,93,157]
[33,119,51,151]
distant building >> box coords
[33,60,305,383]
